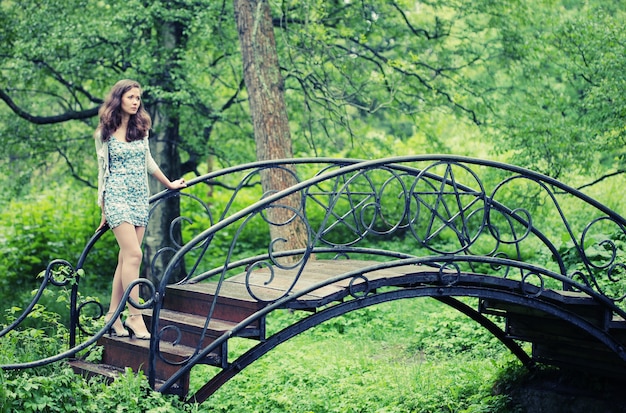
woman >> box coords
[95,79,186,339]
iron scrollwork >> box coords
[4,155,626,380]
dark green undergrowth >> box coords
[191,297,524,413]
[3,287,626,412]
[1,365,197,413]
[0,302,199,413]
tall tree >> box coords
[0,0,246,282]
[3,0,624,280]
[234,0,308,259]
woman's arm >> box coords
[144,136,186,190]
[151,168,186,190]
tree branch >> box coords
[577,170,625,191]
[56,148,95,188]
[339,39,482,124]
[390,1,449,40]
[0,89,100,124]
[31,59,104,104]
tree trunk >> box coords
[143,110,184,284]
[142,19,185,284]
[234,0,309,262]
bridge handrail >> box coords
[144,155,626,388]
[159,255,626,395]
[159,155,626,297]
[3,155,626,377]
[0,277,153,370]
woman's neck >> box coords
[120,113,130,128]
[111,114,131,141]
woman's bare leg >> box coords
[106,251,127,335]
[111,222,150,338]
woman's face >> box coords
[120,87,141,116]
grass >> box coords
[189,297,522,412]
[3,289,626,412]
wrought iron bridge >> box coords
[2,155,626,404]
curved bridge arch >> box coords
[149,156,626,401]
[163,260,626,403]
[3,155,626,406]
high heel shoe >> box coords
[123,314,151,340]
[104,312,129,337]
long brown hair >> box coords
[95,79,152,142]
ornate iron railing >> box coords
[152,156,626,301]
[2,156,625,391]
[149,155,626,393]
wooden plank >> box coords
[506,315,602,346]
[481,297,608,328]
[227,269,345,303]
[68,359,185,396]
[164,283,265,324]
[224,259,439,304]
[177,260,447,309]
[144,309,259,350]
[168,281,260,304]
[97,336,206,392]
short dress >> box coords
[103,139,150,228]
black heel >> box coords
[123,314,151,340]
[104,312,129,337]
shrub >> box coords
[0,185,117,309]
[0,303,197,413]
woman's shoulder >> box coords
[94,130,108,154]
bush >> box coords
[0,302,196,413]
[0,185,117,309]
[0,364,198,413]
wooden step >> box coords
[479,293,626,379]
[143,309,262,367]
[68,359,185,397]
[164,282,266,330]
[97,335,223,393]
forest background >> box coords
[0,0,625,412]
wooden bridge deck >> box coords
[68,258,626,402]
[174,259,425,308]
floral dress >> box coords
[103,139,150,228]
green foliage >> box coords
[0,302,67,365]
[488,1,626,180]
[198,298,520,413]
[1,366,93,413]
[407,300,507,359]
[0,184,117,311]
[0,304,196,413]
[0,364,197,413]
[558,228,626,301]
[2,0,625,203]
[274,0,502,158]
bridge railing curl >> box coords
[3,155,625,373]
[156,155,626,312]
